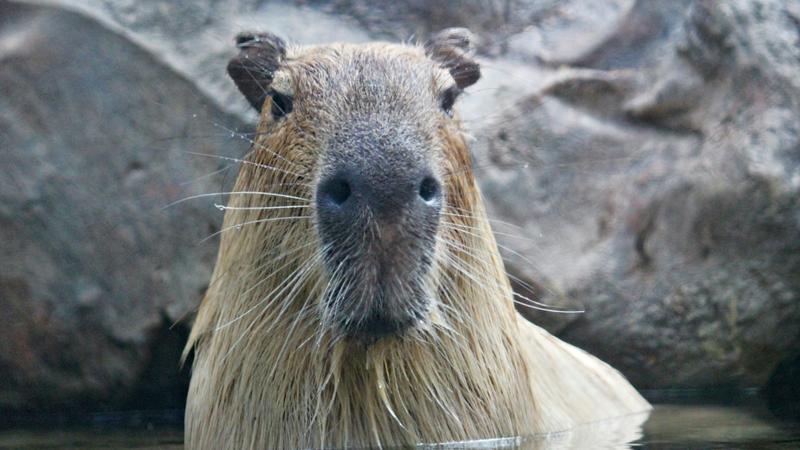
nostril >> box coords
[418,176,440,203]
[322,178,352,206]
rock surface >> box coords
[0,0,798,411]
[479,0,800,388]
[0,1,248,411]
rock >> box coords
[313,0,543,56]
[478,0,800,388]
[318,0,643,60]
[506,0,637,64]
[765,353,800,419]
[51,0,374,119]
[0,1,249,411]
[569,0,695,69]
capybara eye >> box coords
[439,86,461,117]
[418,176,440,203]
[270,90,293,118]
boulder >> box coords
[478,0,800,388]
[0,1,248,411]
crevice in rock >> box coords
[763,352,800,419]
[634,212,655,270]
[121,316,191,412]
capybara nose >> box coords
[316,168,442,230]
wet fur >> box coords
[184,37,650,449]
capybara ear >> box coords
[425,28,481,89]
[227,32,287,111]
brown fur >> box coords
[184,36,650,449]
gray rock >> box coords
[0,1,248,410]
[43,0,374,119]
[317,0,641,60]
[478,0,800,388]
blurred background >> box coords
[1,0,799,445]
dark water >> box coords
[2,396,798,449]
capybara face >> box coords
[226,29,480,341]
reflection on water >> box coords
[0,428,182,449]
[2,399,798,449]
[418,412,648,449]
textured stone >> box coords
[0,1,248,410]
[478,0,800,388]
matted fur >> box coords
[184,38,650,449]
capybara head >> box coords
[225,28,481,341]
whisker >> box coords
[213,204,311,211]
[179,163,235,187]
[441,248,580,314]
[164,190,310,209]
[261,256,326,372]
[440,221,541,270]
[441,210,526,232]
[213,242,318,331]
[221,250,323,363]
[199,216,312,244]
[255,251,324,339]
[442,220,537,244]
[510,297,585,314]
[438,237,584,314]
[209,120,304,172]
[182,150,307,179]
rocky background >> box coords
[1,0,798,417]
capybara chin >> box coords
[183,28,651,449]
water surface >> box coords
[2,396,798,449]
